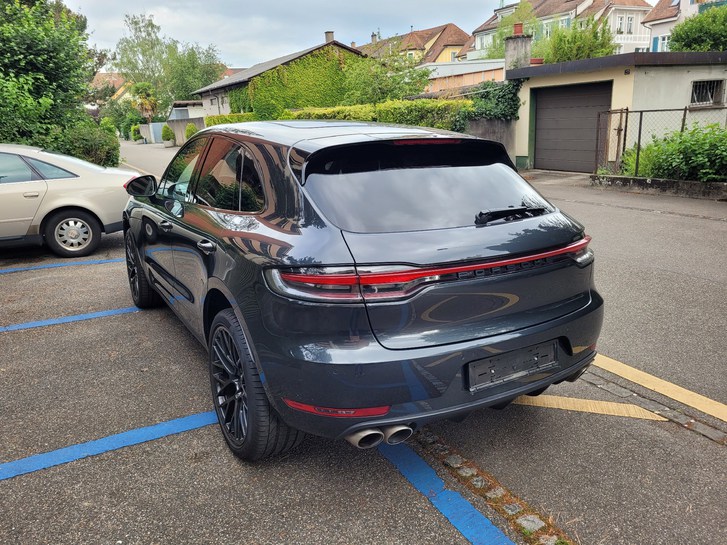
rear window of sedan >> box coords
[303,140,553,233]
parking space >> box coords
[1,164,725,545]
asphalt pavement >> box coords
[0,142,725,545]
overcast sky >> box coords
[64,0,504,69]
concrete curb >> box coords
[590,175,727,201]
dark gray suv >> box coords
[124,121,603,461]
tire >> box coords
[124,229,162,308]
[44,210,101,257]
[208,309,305,462]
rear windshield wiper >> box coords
[474,206,547,226]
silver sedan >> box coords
[0,144,139,257]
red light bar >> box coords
[281,236,591,287]
[283,399,391,418]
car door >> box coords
[140,137,209,304]
[0,153,48,239]
[170,136,266,342]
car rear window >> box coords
[303,141,553,233]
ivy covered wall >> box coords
[227,45,360,119]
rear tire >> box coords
[125,230,162,308]
[208,309,305,462]
[44,210,100,257]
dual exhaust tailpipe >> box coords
[345,425,413,449]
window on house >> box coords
[660,35,670,52]
[407,51,414,59]
[210,97,218,106]
[477,35,485,50]
[626,16,634,34]
[616,16,624,33]
[691,80,725,106]
[221,96,228,105]
[544,22,552,38]
[560,17,570,28]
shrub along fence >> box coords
[596,107,727,181]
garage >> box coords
[534,82,613,172]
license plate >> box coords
[468,341,558,391]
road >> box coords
[0,141,725,545]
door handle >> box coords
[197,240,216,255]
[23,192,40,198]
[159,221,173,232]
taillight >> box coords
[265,236,593,303]
[283,399,390,418]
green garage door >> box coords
[534,82,613,173]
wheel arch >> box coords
[40,206,105,238]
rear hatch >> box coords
[300,139,595,350]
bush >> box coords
[99,117,117,137]
[161,124,174,142]
[285,99,473,131]
[185,122,199,139]
[205,113,259,127]
[621,124,727,182]
[49,122,120,167]
[131,124,142,141]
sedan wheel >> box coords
[44,210,100,257]
[124,230,161,308]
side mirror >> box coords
[125,175,157,197]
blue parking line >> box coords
[0,413,512,543]
[0,258,124,275]
[0,307,139,333]
[379,444,514,545]
[0,412,217,481]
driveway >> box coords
[1,147,725,545]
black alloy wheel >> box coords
[124,230,161,308]
[210,323,249,447]
[208,309,305,461]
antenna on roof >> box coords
[411,25,414,33]
[500,0,505,7]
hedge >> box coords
[205,112,259,127]
[285,99,474,131]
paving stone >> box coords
[634,397,669,414]
[443,454,464,468]
[503,503,523,515]
[517,514,546,533]
[471,476,486,489]
[667,412,693,426]
[690,421,727,443]
[539,536,558,545]
[432,443,450,455]
[457,467,477,478]
[485,486,505,499]
[599,382,635,398]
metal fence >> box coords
[595,107,727,176]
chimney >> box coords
[371,31,377,44]
[325,31,334,43]
[504,22,532,74]
[351,41,357,48]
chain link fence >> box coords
[595,107,727,176]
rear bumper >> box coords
[254,289,604,439]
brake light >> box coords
[283,399,390,418]
[265,236,593,303]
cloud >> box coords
[66,0,501,67]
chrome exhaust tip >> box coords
[383,425,413,445]
[345,428,385,449]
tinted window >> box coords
[158,137,208,201]
[25,158,75,179]
[195,138,264,212]
[0,153,36,183]
[303,141,553,233]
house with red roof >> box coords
[466,0,653,59]
[357,24,471,64]
[642,0,725,52]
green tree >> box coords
[113,13,224,111]
[130,82,159,124]
[484,1,541,59]
[342,53,431,105]
[0,0,91,139]
[541,18,617,63]
[98,97,144,139]
[669,6,727,52]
